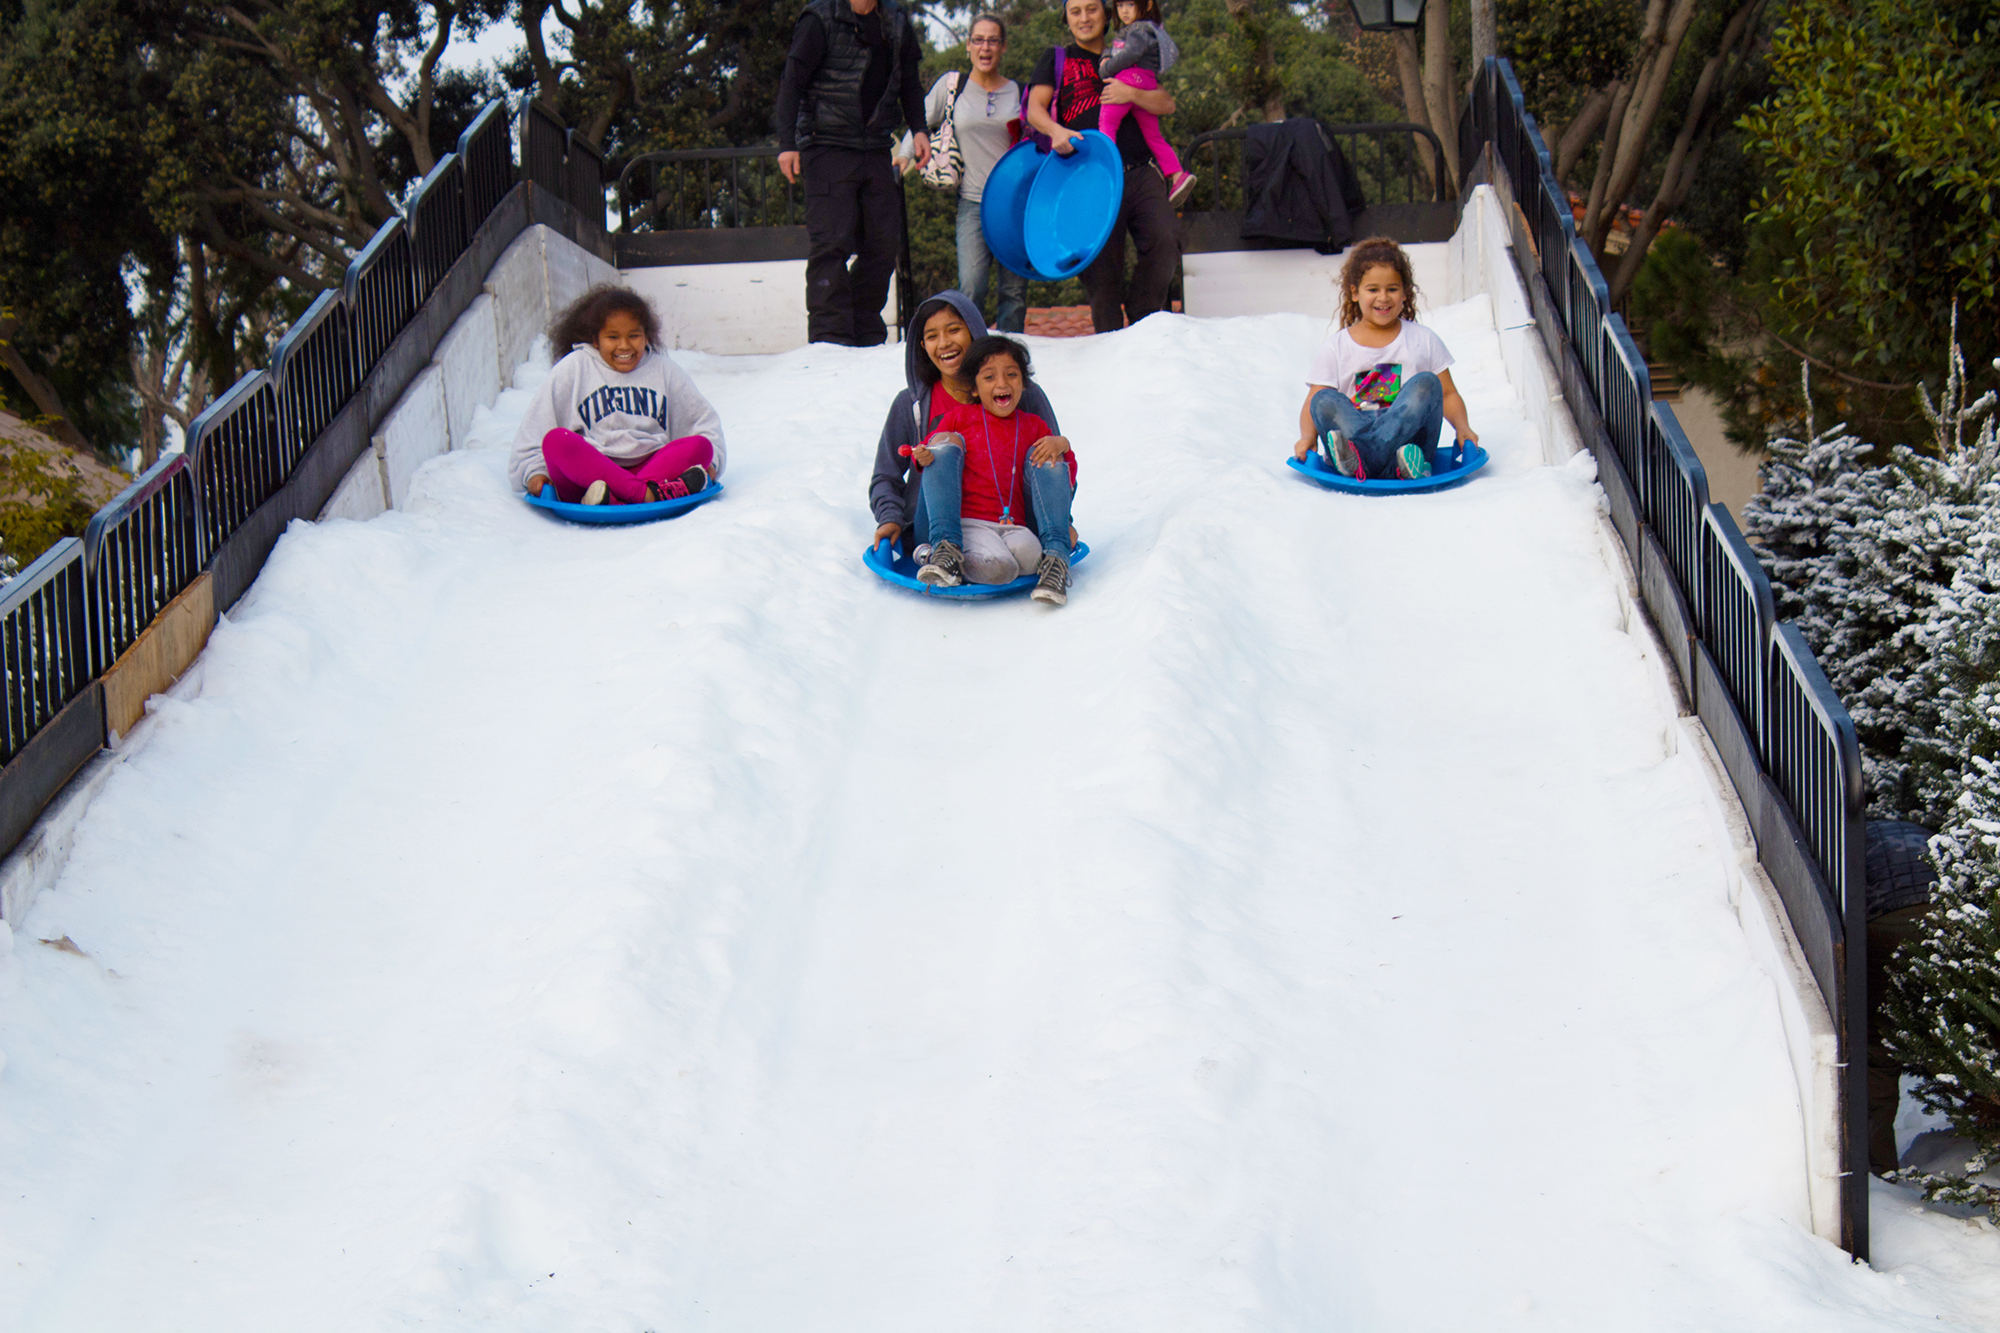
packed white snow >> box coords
[2,304,1997,1329]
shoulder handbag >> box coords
[919,72,971,189]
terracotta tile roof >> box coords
[1021,301,1184,339]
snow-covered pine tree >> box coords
[1741,367,1880,631]
[1901,348,2000,818]
[1882,773,2000,1218]
[1743,337,2000,823]
[1880,349,2000,1214]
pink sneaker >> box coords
[1167,171,1197,208]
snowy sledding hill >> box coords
[1,306,1995,1329]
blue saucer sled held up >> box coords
[864,539,1091,600]
[524,481,725,525]
[981,134,1124,283]
[1286,443,1489,495]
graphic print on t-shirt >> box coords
[1353,363,1403,411]
[1057,50,1102,124]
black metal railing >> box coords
[0,96,579,808]
[1599,317,1653,511]
[1567,238,1607,389]
[1184,122,1448,216]
[565,130,607,229]
[613,144,908,329]
[347,217,419,377]
[1768,623,1865,916]
[83,455,202,671]
[523,100,567,200]
[1699,504,1774,738]
[460,101,514,237]
[619,146,801,233]
[1466,55,1868,1255]
[1647,404,1708,598]
[274,291,356,460]
[1,539,93,766]
[184,371,284,558]
[411,154,469,306]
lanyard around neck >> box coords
[981,410,1023,525]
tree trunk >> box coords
[1554,85,1615,188]
[1421,0,1459,191]
[1392,31,1437,196]
[1472,0,1496,67]
[522,0,562,111]
[1607,0,1769,301]
[1581,79,1632,249]
[1225,0,1287,124]
[1586,0,1702,256]
[0,316,91,452]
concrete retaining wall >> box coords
[321,224,620,524]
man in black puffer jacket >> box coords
[775,0,930,346]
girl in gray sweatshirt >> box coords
[509,287,728,505]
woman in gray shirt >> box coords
[926,14,1028,332]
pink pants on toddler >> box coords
[1097,69,1184,178]
[541,428,714,503]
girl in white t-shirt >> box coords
[1292,236,1478,480]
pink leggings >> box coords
[541,428,714,503]
[1097,69,1183,178]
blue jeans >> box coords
[956,195,1027,334]
[1310,373,1445,478]
[919,438,1074,557]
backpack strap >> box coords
[1030,45,1068,153]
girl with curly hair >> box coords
[509,286,726,504]
[1292,237,1477,481]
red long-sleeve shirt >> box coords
[926,399,1075,525]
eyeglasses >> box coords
[968,36,1003,46]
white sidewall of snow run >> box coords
[1181,243,1451,322]
[434,292,502,451]
[1444,180,1841,1241]
[621,260,900,355]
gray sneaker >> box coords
[1321,429,1364,479]
[1030,550,1069,606]
[917,539,965,587]
[582,479,610,505]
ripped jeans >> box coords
[1309,372,1445,478]
[919,436,1074,567]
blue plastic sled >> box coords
[1286,443,1489,495]
[981,141,1046,281]
[1023,132,1125,281]
[980,134,1124,283]
[524,480,725,525]
[864,538,1091,599]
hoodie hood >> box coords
[903,291,990,398]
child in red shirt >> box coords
[913,336,1078,604]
